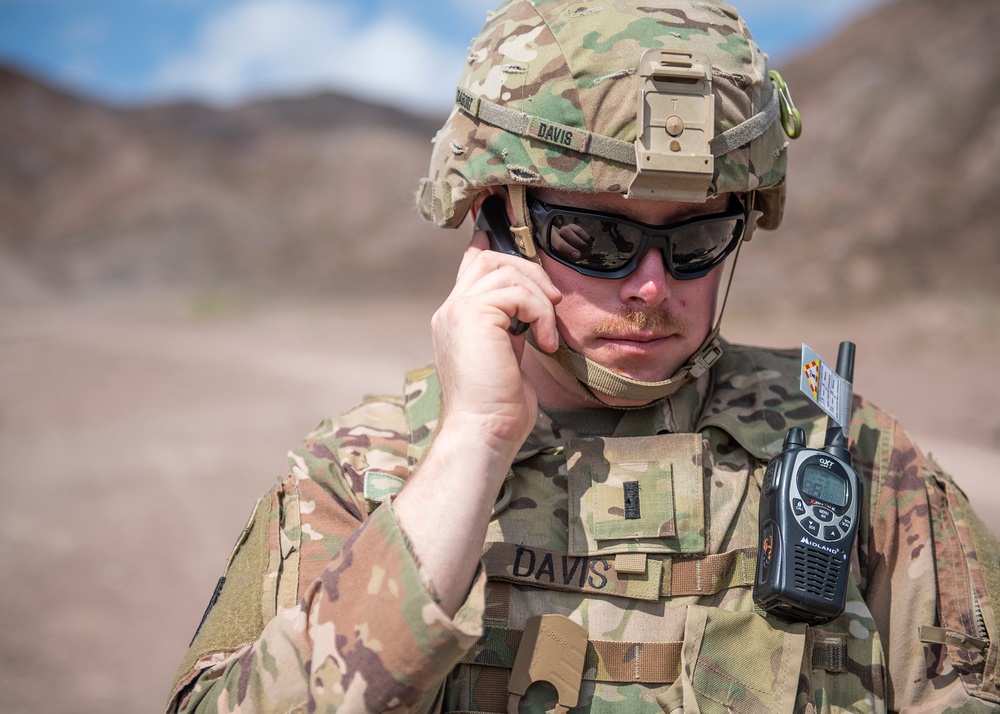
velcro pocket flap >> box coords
[567,434,705,557]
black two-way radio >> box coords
[474,194,530,335]
[753,342,861,624]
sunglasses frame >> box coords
[528,195,748,280]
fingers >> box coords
[441,229,561,352]
[458,251,562,352]
[430,228,561,451]
[550,225,594,262]
[455,230,560,303]
[455,229,490,278]
[442,266,560,353]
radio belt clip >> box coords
[508,614,588,714]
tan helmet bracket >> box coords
[627,49,715,203]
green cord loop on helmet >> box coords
[769,70,803,140]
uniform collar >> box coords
[517,372,711,463]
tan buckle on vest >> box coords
[508,615,587,714]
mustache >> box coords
[594,307,685,336]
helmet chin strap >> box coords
[549,327,723,405]
[528,194,759,408]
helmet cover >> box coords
[418,0,789,230]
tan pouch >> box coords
[658,606,806,714]
[567,434,705,556]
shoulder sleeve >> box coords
[166,396,485,714]
[852,398,1000,711]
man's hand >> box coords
[549,223,595,263]
[431,229,562,456]
[394,226,560,616]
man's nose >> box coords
[619,248,672,308]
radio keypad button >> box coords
[803,518,820,536]
[814,506,834,522]
[824,526,842,541]
[793,499,807,516]
[839,516,853,530]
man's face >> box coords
[531,187,731,396]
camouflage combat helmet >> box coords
[418,0,800,404]
[418,0,796,234]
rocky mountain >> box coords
[0,65,456,301]
[739,0,1000,308]
[2,0,998,307]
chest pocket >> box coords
[567,434,706,557]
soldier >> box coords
[167,1,1000,712]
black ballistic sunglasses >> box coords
[527,195,747,280]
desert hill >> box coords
[741,0,1000,308]
[1,0,999,308]
[0,65,455,300]
[2,4,1000,713]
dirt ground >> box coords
[1,293,997,714]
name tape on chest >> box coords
[482,542,757,601]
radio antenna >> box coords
[823,341,855,464]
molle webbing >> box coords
[482,543,757,601]
[464,625,683,684]
[460,624,849,691]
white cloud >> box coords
[152,0,466,111]
[149,0,888,110]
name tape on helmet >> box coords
[455,87,636,166]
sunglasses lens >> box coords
[547,214,643,272]
[668,217,743,275]
[541,209,744,278]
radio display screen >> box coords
[801,465,848,506]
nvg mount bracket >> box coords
[627,48,715,203]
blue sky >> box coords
[0,0,886,113]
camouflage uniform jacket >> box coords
[168,342,1000,713]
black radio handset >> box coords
[753,341,861,625]
[474,194,530,335]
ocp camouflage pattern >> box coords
[167,342,1000,713]
[418,0,789,230]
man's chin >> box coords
[588,351,685,386]
[587,335,693,374]
[533,336,699,408]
